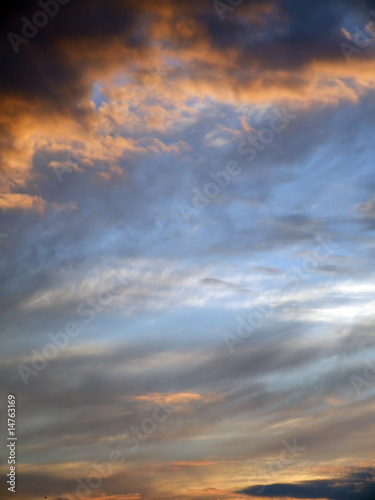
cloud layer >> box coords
[1,1,375,500]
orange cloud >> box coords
[2,0,375,270]
[0,193,45,213]
[129,391,224,406]
[130,392,204,404]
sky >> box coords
[1,0,375,499]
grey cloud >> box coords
[201,278,255,294]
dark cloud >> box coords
[239,468,375,499]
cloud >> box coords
[201,278,255,294]
[239,468,375,499]
[0,192,45,212]
[2,3,375,500]
[252,266,282,276]
[1,0,375,188]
